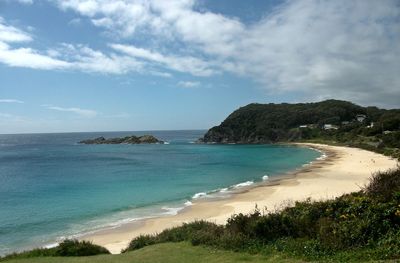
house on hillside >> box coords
[299,124,317,129]
[356,114,367,122]
[323,124,338,130]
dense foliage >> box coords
[0,240,110,261]
[200,100,400,149]
[124,169,400,261]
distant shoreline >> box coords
[82,143,398,254]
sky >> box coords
[0,0,399,134]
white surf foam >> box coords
[192,192,207,199]
[184,200,193,206]
[233,180,254,188]
[316,153,327,160]
[161,206,183,215]
[219,187,229,192]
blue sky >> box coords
[0,0,399,134]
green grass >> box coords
[3,242,303,263]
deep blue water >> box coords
[0,130,320,255]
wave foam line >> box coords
[192,192,207,199]
[233,180,254,188]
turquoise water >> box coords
[0,130,320,255]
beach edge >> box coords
[83,143,398,254]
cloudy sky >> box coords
[0,0,399,133]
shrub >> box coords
[122,235,157,252]
[364,169,400,201]
[0,240,109,261]
[55,240,110,256]
[226,208,261,237]
[123,220,224,252]
[375,229,400,259]
[0,248,56,261]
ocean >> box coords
[0,130,321,255]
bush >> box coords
[0,240,109,261]
[364,169,400,201]
[55,240,110,256]
[123,220,224,253]
[0,248,56,261]
[122,235,156,252]
[226,208,261,237]
[375,229,400,259]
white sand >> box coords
[82,143,398,253]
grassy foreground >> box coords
[2,242,302,263]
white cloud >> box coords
[58,43,143,74]
[0,18,71,70]
[50,0,400,107]
[150,71,172,78]
[178,81,200,88]
[42,105,98,118]
[56,0,155,37]
[0,46,72,70]
[230,0,400,107]
[0,99,24,103]
[111,44,215,76]
[68,18,82,26]
[1,1,399,107]
[17,0,33,4]
[0,17,32,43]
[2,0,34,5]
[0,19,142,74]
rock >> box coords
[79,135,164,144]
[138,135,160,143]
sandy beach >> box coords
[83,143,398,254]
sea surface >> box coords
[0,130,321,255]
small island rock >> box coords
[79,135,164,144]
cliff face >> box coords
[199,100,400,144]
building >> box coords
[356,114,367,122]
[324,124,338,130]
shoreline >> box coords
[82,143,398,254]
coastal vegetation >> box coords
[79,135,163,144]
[0,240,109,261]
[122,168,400,261]
[199,100,400,158]
[0,242,300,263]
[3,168,399,262]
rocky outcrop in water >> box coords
[79,135,164,144]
